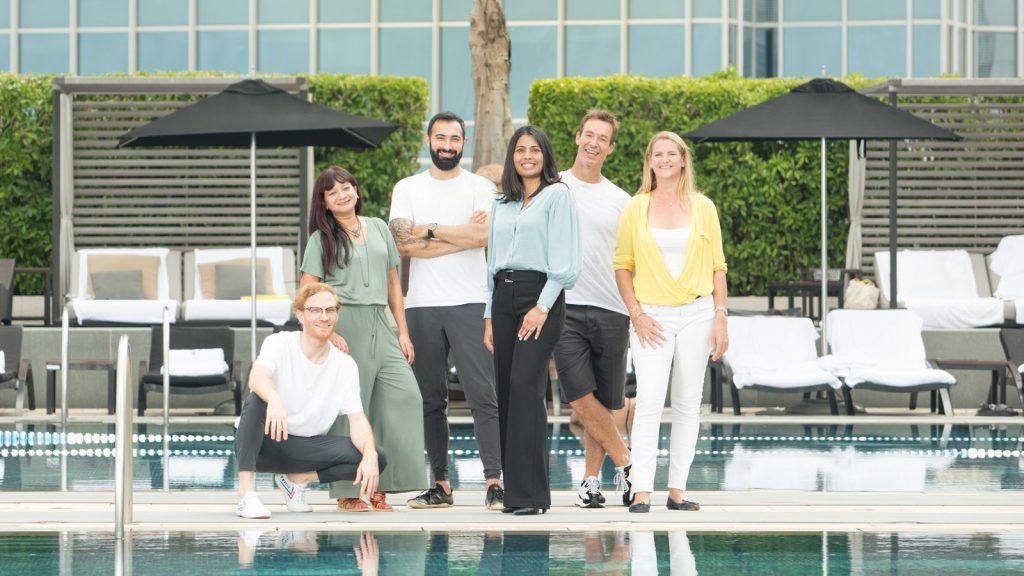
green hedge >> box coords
[529,71,878,295]
[0,72,428,294]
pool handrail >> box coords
[162,305,170,492]
[114,333,133,539]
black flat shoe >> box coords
[666,498,700,511]
[501,506,518,514]
[513,507,547,516]
[628,502,650,513]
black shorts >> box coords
[553,304,630,410]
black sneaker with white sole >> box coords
[485,484,505,510]
[406,483,454,509]
[576,476,605,508]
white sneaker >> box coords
[275,474,313,513]
[576,475,605,508]
[236,492,271,519]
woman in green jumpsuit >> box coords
[300,166,426,511]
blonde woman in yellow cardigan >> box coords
[614,131,729,513]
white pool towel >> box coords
[182,299,292,325]
[820,309,956,388]
[901,297,1004,330]
[725,316,841,390]
[0,350,5,374]
[161,348,228,377]
[72,299,178,325]
[990,235,1024,279]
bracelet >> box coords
[715,305,728,316]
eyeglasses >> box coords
[303,306,339,318]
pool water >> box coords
[2,423,1023,492]
[1,530,1022,575]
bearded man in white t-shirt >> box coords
[388,112,504,510]
[554,109,634,508]
[234,282,385,519]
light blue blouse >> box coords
[485,181,581,318]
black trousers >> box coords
[234,393,387,484]
[491,270,565,509]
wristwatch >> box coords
[427,222,438,239]
[715,305,729,316]
[537,304,550,314]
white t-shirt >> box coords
[560,169,630,315]
[253,331,362,438]
[389,170,497,308]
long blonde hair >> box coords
[638,131,700,204]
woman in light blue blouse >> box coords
[483,125,581,515]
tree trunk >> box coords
[469,0,513,170]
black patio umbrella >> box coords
[686,78,959,349]
[118,78,398,361]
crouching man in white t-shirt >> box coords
[234,282,386,518]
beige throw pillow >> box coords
[198,257,274,299]
[86,255,161,300]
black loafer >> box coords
[666,498,700,511]
[501,506,518,513]
[513,507,547,516]
[628,502,650,513]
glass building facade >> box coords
[2,0,1022,122]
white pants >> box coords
[629,297,715,493]
[630,531,697,575]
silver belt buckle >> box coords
[503,273,513,283]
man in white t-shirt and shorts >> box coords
[554,109,634,508]
[234,282,386,518]
[388,112,503,510]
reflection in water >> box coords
[631,531,696,575]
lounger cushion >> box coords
[200,257,273,299]
[91,270,144,300]
[85,254,160,300]
[725,316,842,390]
[214,264,268,299]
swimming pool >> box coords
[1,530,1022,575]
[2,422,1022,493]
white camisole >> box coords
[649,226,690,278]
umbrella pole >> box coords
[250,131,257,366]
[820,137,828,355]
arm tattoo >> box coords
[389,218,428,248]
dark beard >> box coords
[430,147,463,171]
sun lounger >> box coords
[181,248,295,326]
[820,309,956,415]
[721,316,842,415]
[0,326,36,415]
[70,248,180,325]
[137,326,242,416]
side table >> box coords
[45,359,117,415]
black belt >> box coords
[495,269,546,283]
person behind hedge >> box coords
[483,125,581,515]
[300,166,427,512]
[234,282,386,519]
[613,131,729,514]
[553,108,634,509]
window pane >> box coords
[78,32,128,73]
[319,0,370,23]
[0,0,7,27]
[913,0,941,19]
[911,25,940,76]
[743,27,752,75]
[380,28,431,88]
[566,25,618,76]
[506,0,556,21]
[755,27,777,76]
[198,0,247,25]
[629,24,685,77]
[259,0,308,24]
[692,23,722,76]
[784,0,840,22]
[258,29,309,73]
[198,30,249,73]
[629,0,685,19]
[80,0,128,27]
[0,35,9,71]
[755,0,778,22]
[441,0,472,21]
[380,0,431,22]
[139,0,188,26]
[509,25,556,118]
[20,0,69,28]
[848,26,906,77]
[693,0,720,18]
[848,0,906,20]
[975,0,1016,25]
[440,27,473,119]
[20,33,69,73]
[138,31,188,71]
[318,28,370,73]
[976,31,1016,77]
[567,0,617,19]
[783,26,840,76]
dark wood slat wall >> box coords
[859,84,1024,275]
[69,93,302,250]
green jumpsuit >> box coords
[301,218,427,497]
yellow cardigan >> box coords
[613,192,727,306]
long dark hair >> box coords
[309,166,364,275]
[500,125,561,203]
